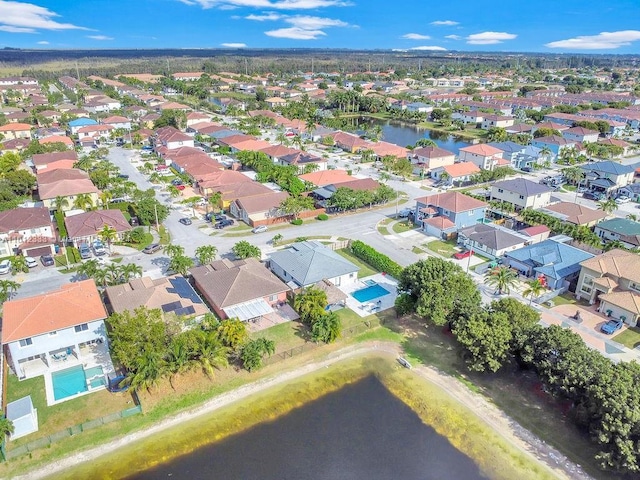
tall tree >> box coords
[195,245,217,265]
[522,279,546,306]
[484,266,518,295]
[293,287,327,324]
[232,241,261,259]
[597,198,618,215]
[0,279,20,303]
[240,337,276,372]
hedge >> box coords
[291,219,303,225]
[317,213,329,221]
[54,210,67,239]
[349,240,403,278]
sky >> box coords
[0,0,639,54]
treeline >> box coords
[520,209,602,248]
[396,257,640,474]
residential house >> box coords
[617,183,640,202]
[76,124,114,141]
[265,97,287,108]
[598,138,632,157]
[331,132,370,153]
[299,169,355,188]
[562,126,600,144]
[503,238,594,290]
[102,115,132,131]
[105,275,209,318]
[594,218,640,249]
[0,207,56,257]
[37,169,100,211]
[64,210,131,248]
[279,151,327,172]
[481,115,515,130]
[408,146,455,176]
[406,102,432,113]
[0,123,32,140]
[195,170,253,200]
[575,249,640,326]
[230,191,290,227]
[581,161,635,194]
[1,280,110,381]
[458,144,505,171]
[490,178,553,210]
[368,142,408,161]
[458,223,531,259]
[454,111,484,125]
[259,144,299,164]
[267,240,359,288]
[531,135,577,158]
[185,112,211,128]
[505,123,534,135]
[155,126,194,151]
[519,224,551,244]
[190,258,289,322]
[430,161,480,185]
[31,151,78,173]
[38,135,75,149]
[541,202,607,227]
[414,192,488,239]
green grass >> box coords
[335,248,378,278]
[54,247,81,267]
[377,218,392,235]
[110,257,123,263]
[551,293,577,307]
[612,327,640,349]
[425,240,458,258]
[392,220,416,234]
[117,232,154,251]
[335,308,367,329]
[227,223,251,232]
[474,252,492,263]
[158,226,171,245]
[562,185,577,192]
[412,246,425,254]
[251,320,308,351]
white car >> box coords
[0,259,11,275]
[93,240,107,256]
[615,196,631,204]
[25,256,38,268]
[252,225,268,234]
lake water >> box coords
[128,376,487,480]
[348,117,472,155]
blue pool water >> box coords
[52,365,87,401]
[351,284,390,303]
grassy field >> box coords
[425,239,458,258]
[613,327,640,349]
[335,248,378,278]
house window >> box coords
[497,188,504,193]
[74,323,89,333]
[269,294,278,302]
[519,195,525,200]
[19,338,33,347]
[49,331,57,336]
[583,276,594,287]
[630,282,640,293]
[580,285,592,295]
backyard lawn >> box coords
[425,240,458,258]
[392,220,416,234]
[613,327,640,350]
[336,249,378,278]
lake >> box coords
[129,376,487,480]
[348,117,472,154]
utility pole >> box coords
[154,202,160,233]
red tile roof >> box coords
[416,191,488,213]
[459,144,504,156]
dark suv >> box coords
[214,219,234,229]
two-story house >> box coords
[594,218,640,249]
[37,168,100,212]
[64,210,132,249]
[414,192,488,239]
[531,135,577,159]
[481,115,515,130]
[68,118,98,135]
[490,178,553,211]
[562,126,599,144]
[458,144,505,171]
[575,249,640,326]
[408,146,455,176]
[0,122,32,140]
[155,126,195,151]
[31,151,78,173]
[581,161,635,194]
[0,207,56,257]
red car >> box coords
[453,249,474,260]
[175,184,186,191]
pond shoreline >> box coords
[18,342,590,480]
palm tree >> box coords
[415,138,437,148]
[73,193,94,211]
[217,318,248,352]
[208,192,222,214]
[163,244,184,258]
[76,259,101,280]
[53,195,69,212]
[104,264,123,286]
[311,312,341,343]
[99,191,113,209]
[0,279,20,303]
[195,245,217,265]
[194,331,229,378]
[98,224,118,252]
[522,278,546,305]
[539,146,552,162]
[484,266,518,295]
[597,198,618,215]
[168,254,194,276]
[561,166,585,186]
[627,214,638,222]
[9,255,28,275]
[121,263,143,282]
[128,350,167,393]
[271,233,283,246]
[166,338,193,389]
[293,287,327,324]
[167,185,181,198]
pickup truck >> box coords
[600,319,623,335]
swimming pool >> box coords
[52,365,106,401]
[351,283,390,303]
[52,365,87,401]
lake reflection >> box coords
[129,376,487,480]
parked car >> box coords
[206,213,226,222]
[175,184,186,191]
[142,243,162,254]
[25,256,38,268]
[79,244,92,259]
[93,240,107,256]
[40,255,55,267]
[583,191,604,201]
[577,186,589,193]
[214,219,234,229]
[615,195,631,204]
[521,167,533,173]
[601,319,623,335]
[117,174,129,179]
[0,259,11,275]
[179,217,192,225]
[453,249,474,260]
[141,145,153,151]
[252,225,268,234]
[397,208,412,218]
[171,179,183,186]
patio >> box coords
[340,273,399,318]
[551,303,629,338]
[246,303,300,333]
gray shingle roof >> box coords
[493,178,553,196]
[268,241,359,287]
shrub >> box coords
[350,240,403,278]
[291,219,303,225]
[316,213,329,221]
[54,210,67,239]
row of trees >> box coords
[519,209,603,248]
[327,185,395,212]
[236,150,307,196]
[396,257,640,473]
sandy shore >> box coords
[17,342,592,480]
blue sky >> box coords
[0,0,639,53]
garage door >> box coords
[24,246,52,257]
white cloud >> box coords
[178,0,351,10]
[0,1,88,33]
[221,42,247,47]
[265,26,325,39]
[545,30,640,50]
[88,35,113,41]
[431,20,458,26]
[410,45,447,51]
[37,40,49,44]
[285,15,348,29]
[402,33,430,40]
[445,34,461,40]
[466,31,517,45]
[246,12,282,21]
